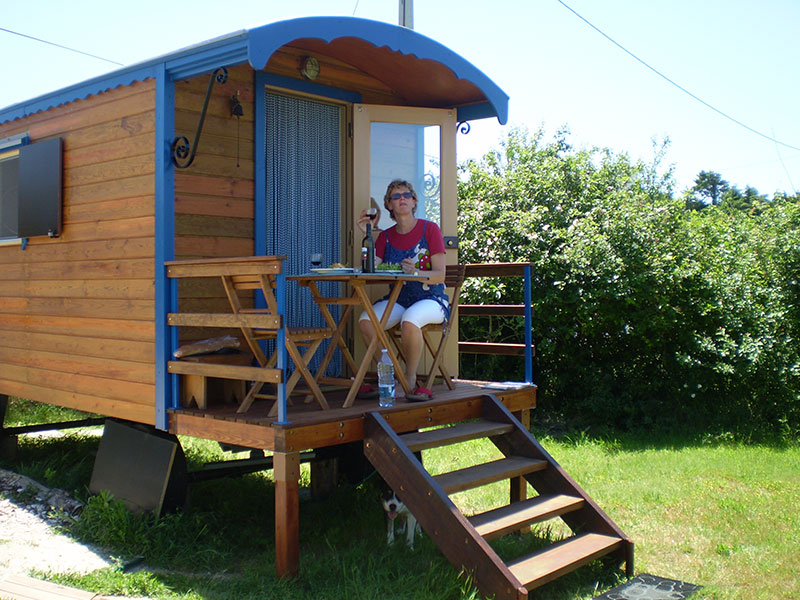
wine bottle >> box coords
[361,221,375,273]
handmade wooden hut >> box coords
[0,17,631,599]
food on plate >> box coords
[376,263,402,271]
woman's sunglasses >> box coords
[390,191,413,200]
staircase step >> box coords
[434,456,547,494]
[401,420,515,452]
[507,533,624,591]
[468,494,585,540]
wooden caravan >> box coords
[0,17,631,596]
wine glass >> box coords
[310,253,322,270]
[366,207,378,225]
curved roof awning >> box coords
[0,17,508,125]
[248,17,508,124]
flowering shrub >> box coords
[458,128,799,437]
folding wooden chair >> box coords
[218,273,333,415]
[389,264,466,391]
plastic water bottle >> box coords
[377,349,395,407]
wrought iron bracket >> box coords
[171,67,228,169]
[457,121,471,135]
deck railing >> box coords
[458,263,534,383]
[164,259,534,422]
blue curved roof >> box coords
[0,17,508,125]
[247,17,508,124]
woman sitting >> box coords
[355,179,449,401]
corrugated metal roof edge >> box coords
[0,18,508,126]
[0,31,249,125]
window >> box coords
[0,134,63,241]
[0,149,19,239]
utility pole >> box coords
[399,0,413,29]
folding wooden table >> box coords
[290,270,429,407]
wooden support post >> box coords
[274,451,300,578]
[0,394,17,461]
[510,409,531,532]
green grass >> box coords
[2,398,798,599]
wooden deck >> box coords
[168,379,537,453]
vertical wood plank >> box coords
[510,409,531,532]
[274,451,300,578]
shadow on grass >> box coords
[5,431,633,600]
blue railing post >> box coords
[275,272,289,425]
[523,264,533,383]
[169,276,180,411]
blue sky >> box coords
[2,0,798,197]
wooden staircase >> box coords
[363,394,633,600]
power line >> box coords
[0,27,123,66]
[556,0,800,153]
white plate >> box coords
[311,267,355,273]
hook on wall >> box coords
[230,91,243,168]
[171,67,228,169]
[230,92,244,117]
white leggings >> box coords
[359,299,445,330]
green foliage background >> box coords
[457,128,800,437]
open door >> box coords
[352,104,459,380]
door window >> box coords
[369,122,441,228]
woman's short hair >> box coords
[383,179,418,220]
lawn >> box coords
[2,398,798,599]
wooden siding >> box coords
[171,53,421,343]
[173,66,256,345]
[0,80,157,424]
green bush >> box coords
[457,128,799,437]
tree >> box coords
[692,170,729,205]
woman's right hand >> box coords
[356,207,379,233]
[356,208,371,234]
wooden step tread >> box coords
[0,573,95,599]
[401,420,515,452]
[507,533,623,591]
[434,456,547,494]
[468,494,585,540]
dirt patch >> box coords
[0,467,113,578]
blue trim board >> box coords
[154,65,177,431]
[0,133,30,150]
[0,65,159,125]
[165,33,249,80]
[264,74,362,104]
[254,72,268,256]
[456,102,500,124]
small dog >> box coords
[380,480,421,550]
